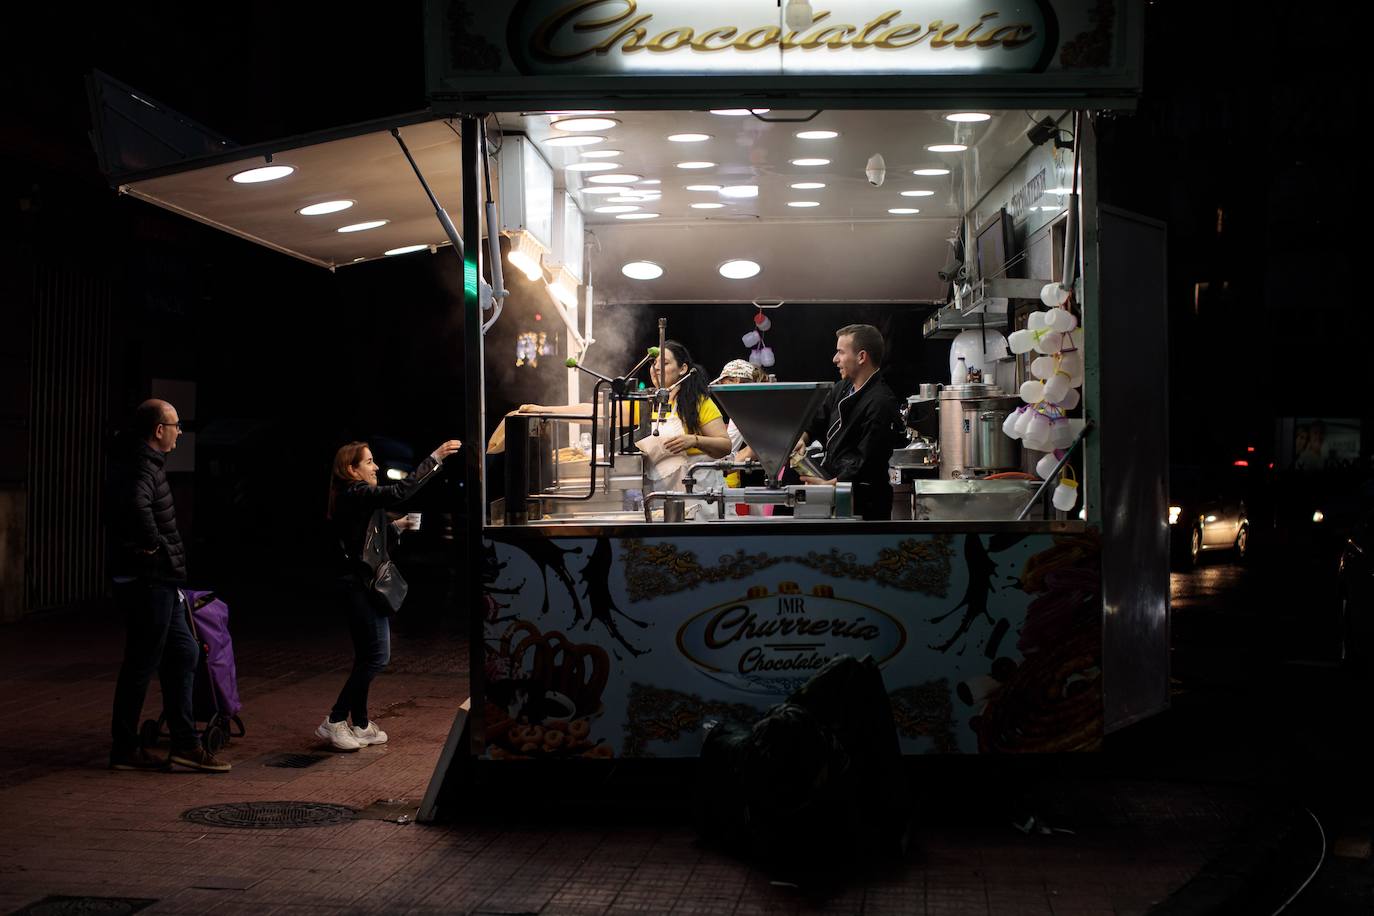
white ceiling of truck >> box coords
[120,107,1061,301]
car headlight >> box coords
[1168,505,1181,526]
[1313,510,1325,524]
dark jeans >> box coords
[329,581,391,728]
[111,581,199,755]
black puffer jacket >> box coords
[331,455,442,580]
[108,442,186,582]
[805,369,907,521]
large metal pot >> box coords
[937,385,1021,478]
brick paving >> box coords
[0,603,1261,915]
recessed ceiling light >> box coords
[551,117,620,132]
[588,173,641,184]
[900,190,936,197]
[668,133,712,142]
[297,199,354,216]
[787,201,820,208]
[543,109,615,116]
[927,144,968,153]
[580,186,631,195]
[639,179,661,185]
[719,259,761,279]
[231,165,294,184]
[945,112,992,122]
[616,212,659,220]
[888,208,920,215]
[580,149,622,158]
[719,185,759,198]
[337,220,389,233]
[595,205,640,214]
[710,109,771,116]
[686,184,722,192]
[566,161,618,172]
[606,196,645,203]
[791,158,830,166]
[790,182,826,190]
[544,135,606,148]
[691,202,725,209]
[912,168,951,176]
[796,130,839,140]
[676,161,716,169]
[384,244,430,256]
[622,261,663,279]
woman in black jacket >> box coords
[319,437,461,750]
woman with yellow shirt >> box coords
[643,340,731,515]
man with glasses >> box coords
[107,398,229,772]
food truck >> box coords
[91,0,1163,822]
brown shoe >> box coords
[110,746,171,771]
[170,745,231,773]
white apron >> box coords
[638,415,723,521]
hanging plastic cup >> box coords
[742,330,761,348]
[1043,373,1071,404]
[1027,311,1049,331]
[1053,477,1079,511]
[757,346,775,367]
[1002,407,1024,439]
[754,314,772,332]
[1020,379,1046,404]
[1034,330,1063,354]
[1058,351,1083,378]
[1025,413,1052,450]
[748,349,763,366]
[1047,307,1077,333]
[1036,452,1061,480]
[1030,355,1055,380]
[1059,387,1081,410]
[1049,416,1075,449]
[1008,329,1037,354]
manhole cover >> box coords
[182,801,355,829]
[262,752,328,769]
[13,897,155,916]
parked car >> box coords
[1169,465,1249,568]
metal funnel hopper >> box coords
[709,382,833,482]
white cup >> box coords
[406,512,422,531]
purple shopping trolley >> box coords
[140,590,245,753]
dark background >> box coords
[0,1,1364,620]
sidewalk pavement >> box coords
[0,602,1291,915]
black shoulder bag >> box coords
[352,509,408,616]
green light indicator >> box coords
[463,259,479,299]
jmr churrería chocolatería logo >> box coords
[675,582,907,693]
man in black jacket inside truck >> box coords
[107,398,229,772]
[800,324,907,521]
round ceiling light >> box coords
[622,261,663,280]
[384,244,430,256]
[787,201,820,208]
[668,133,712,142]
[913,168,951,176]
[580,186,631,195]
[945,112,992,122]
[675,161,715,169]
[551,117,620,132]
[790,158,830,166]
[580,149,622,158]
[639,178,662,185]
[685,184,722,192]
[927,144,968,153]
[888,208,920,215]
[297,200,354,216]
[595,205,640,214]
[566,161,619,172]
[691,202,725,209]
[719,259,762,279]
[588,173,641,184]
[790,182,826,190]
[900,190,936,197]
[710,109,771,116]
[544,135,606,148]
[616,212,659,220]
[231,165,294,184]
[796,130,839,140]
[719,185,759,198]
[606,196,647,203]
[337,220,389,233]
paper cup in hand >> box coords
[406,512,421,531]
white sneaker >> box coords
[316,718,362,750]
[351,722,388,746]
